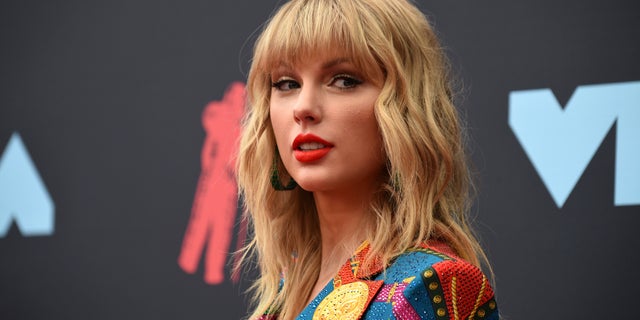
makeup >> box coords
[292,133,334,162]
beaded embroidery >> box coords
[313,281,369,319]
[258,243,499,320]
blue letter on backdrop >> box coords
[509,81,640,208]
[0,132,55,237]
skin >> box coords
[269,53,386,303]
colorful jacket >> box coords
[260,242,498,320]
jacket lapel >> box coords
[312,243,384,319]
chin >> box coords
[295,181,323,192]
[293,177,333,193]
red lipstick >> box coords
[292,134,334,163]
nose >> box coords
[293,84,322,125]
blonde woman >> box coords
[236,0,499,319]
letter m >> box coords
[509,81,640,208]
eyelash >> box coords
[332,74,363,89]
[271,74,363,91]
[271,79,300,91]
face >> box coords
[269,54,386,195]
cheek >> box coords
[362,106,385,163]
[346,108,384,157]
[366,122,385,161]
[269,104,289,150]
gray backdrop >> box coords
[1,0,639,319]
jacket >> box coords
[260,242,498,320]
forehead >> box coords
[253,0,386,82]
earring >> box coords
[387,161,401,193]
[271,151,297,191]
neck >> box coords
[313,186,376,275]
[302,184,378,308]
[314,193,371,251]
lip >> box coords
[292,133,334,163]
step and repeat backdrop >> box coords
[1,0,638,319]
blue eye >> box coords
[332,75,363,89]
[272,79,300,91]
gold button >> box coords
[429,282,439,290]
[437,308,446,317]
[489,301,496,309]
[433,295,442,304]
[424,269,434,278]
[478,309,486,317]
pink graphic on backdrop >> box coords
[178,82,246,285]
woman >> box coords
[236,0,499,319]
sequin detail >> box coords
[260,242,500,320]
[312,282,369,319]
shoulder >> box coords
[365,244,499,320]
[420,248,499,320]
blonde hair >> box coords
[236,0,489,318]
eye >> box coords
[271,79,301,91]
[331,74,363,90]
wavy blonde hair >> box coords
[236,0,489,318]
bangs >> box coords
[254,0,382,81]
